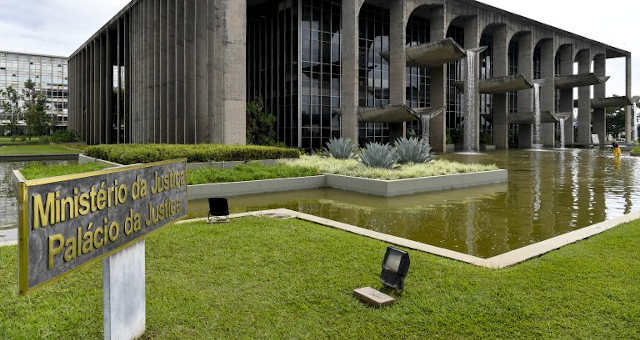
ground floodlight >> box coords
[380,247,410,291]
[208,198,229,223]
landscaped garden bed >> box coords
[631,146,640,157]
[1,216,639,338]
[282,155,497,180]
[85,144,301,164]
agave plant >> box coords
[358,142,398,169]
[395,137,432,164]
[325,138,356,159]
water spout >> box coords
[559,118,566,149]
[532,81,544,149]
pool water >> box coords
[187,149,640,258]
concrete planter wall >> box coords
[188,170,509,199]
[187,159,298,170]
[188,175,327,200]
[325,170,508,197]
[631,152,640,157]
[0,153,79,162]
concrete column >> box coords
[517,33,533,149]
[540,39,555,148]
[626,55,633,142]
[557,45,574,146]
[429,6,446,153]
[389,0,407,141]
[341,0,362,144]
[493,26,508,150]
[593,54,606,145]
[576,49,592,146]
[213,0,247,144]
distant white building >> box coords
[0,50,68,133]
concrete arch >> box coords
[407,0,443,18]
[574,47,591,62]
[479,22,507,39]
[555,44,573,76]
[507,30,531,49]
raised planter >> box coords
[187,170,509,199]
[188,175,327,200]
[324,170,508,197]
[631,152,640,157]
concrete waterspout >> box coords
[532,80,545,149]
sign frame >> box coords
[17,158,187,295]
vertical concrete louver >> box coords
[68,0,246,145]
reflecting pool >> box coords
[188,149,640,258]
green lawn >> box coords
[20,162,112,180]
[0,143,87,155]
[1,217,639,339]
[188,162,319,185]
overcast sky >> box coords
[0,0,637,96]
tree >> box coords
[0,86,21,138]
[22,79,50,139]
[246,99,277,146]
[607,107,626,140]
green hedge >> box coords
[85,144,301,164]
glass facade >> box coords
[247,0,300,147]
[405,15,431,138]
[446,25,465,144]
[358,4,390,145]
[0,51,68,129]
[508,39,519,147]
[300,0,342,150]
[479,33,494,144]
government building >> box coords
[68,0,633,152]
[0,50,69,133]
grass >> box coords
[282,155,498,180]
[20,162,112,180]
[1,217,639,338]
[187,162,319,185]
[632,146,640,154]
[0,143,88,155]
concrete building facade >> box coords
[69,0,633,151]
[0,51,69,133]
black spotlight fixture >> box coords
[380,247,410,291]
[208,197,229,223]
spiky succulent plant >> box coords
[358,142,398,169]
[395,137,432,164]
[325,138,356,159]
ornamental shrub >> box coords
[86,144,301,165]
[325,138,356,159]
[395,137,432,164]
[358,142,398,169]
